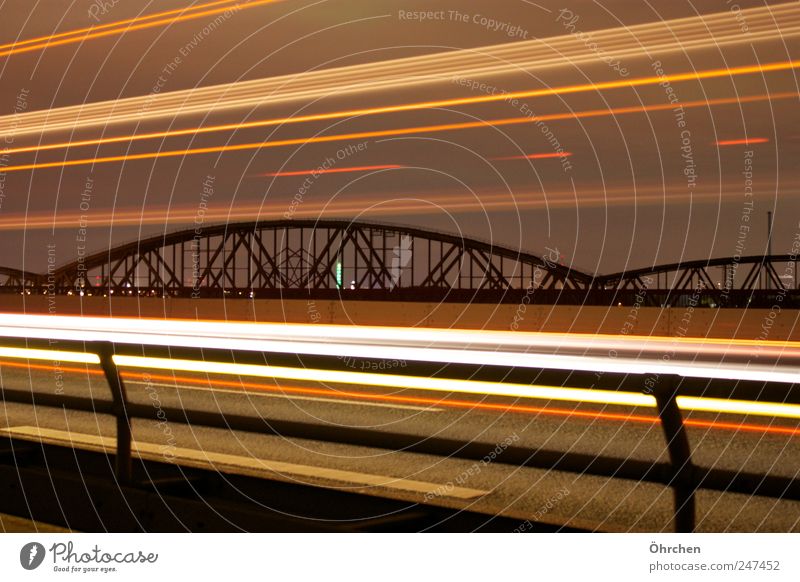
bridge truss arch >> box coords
[0,266,39,289]
[2,221,797,307]
[594,254,800,307]
[45,219,592,301]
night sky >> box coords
[0,0,797,277]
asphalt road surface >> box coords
[1,358,798,532]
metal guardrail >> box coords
[1,335,798,532]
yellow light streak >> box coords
[112,355,800,420]
[0,346,99,364]
[0,0,241,50]
[114,354,658,406]
[1,63,797,159]
[2,3,798,139]
[0,91,793,173]
[0,1,281,59]
[676,396,800,419]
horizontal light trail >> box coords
[128,372,800,437]
[0,346,99,364]
[715,137,770,146]
[111,355,800,420]
[6,177,798,231]
[679,396,800,419]
[2,2,797,138]
[682,418,800,437]
[6,313,800,358]
[5,313,800,363]
[0,0,240,50]
[2,359,797,436]
[111,379,787,437]
[2,314,800,388]
[259,164,404,178]
[493,152,573,161]
[0,183,781,231]
[2,92,793,174]
[0,56,794,159]
[0,0,279,59]
[108,355,648,408]
[256,157,560,178]
[0,361,100,375]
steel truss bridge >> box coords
[2,219,798,307]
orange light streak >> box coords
[0,56,794,158]
[259,164,404,177]
[2,93,794,174]
[115,372,800,437]
[5,177,797,231]
[0,1,280,59]
[3,5,798,139]
[715,137,769,146]
[0,0,240,50]
[2,360,798,437]
[493,152,573,161]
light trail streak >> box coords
[1,92,794,174]
[2,3,798,138]
[117,373,800,437]
[0,0,240,50]
[0,65,794,159]
[1,183,756,231]
[0,0,280,59]
[7,313,800,355]
[259,164,404,177]
[2,360,798,437]
[256,157,559,178]
[492,152,573,161]
[3,315,800,388]
[715,137,770,146]
[110,354,800,420]
[0,346,99,364]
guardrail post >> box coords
[95,342,132,484]
[652,374,696,532]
